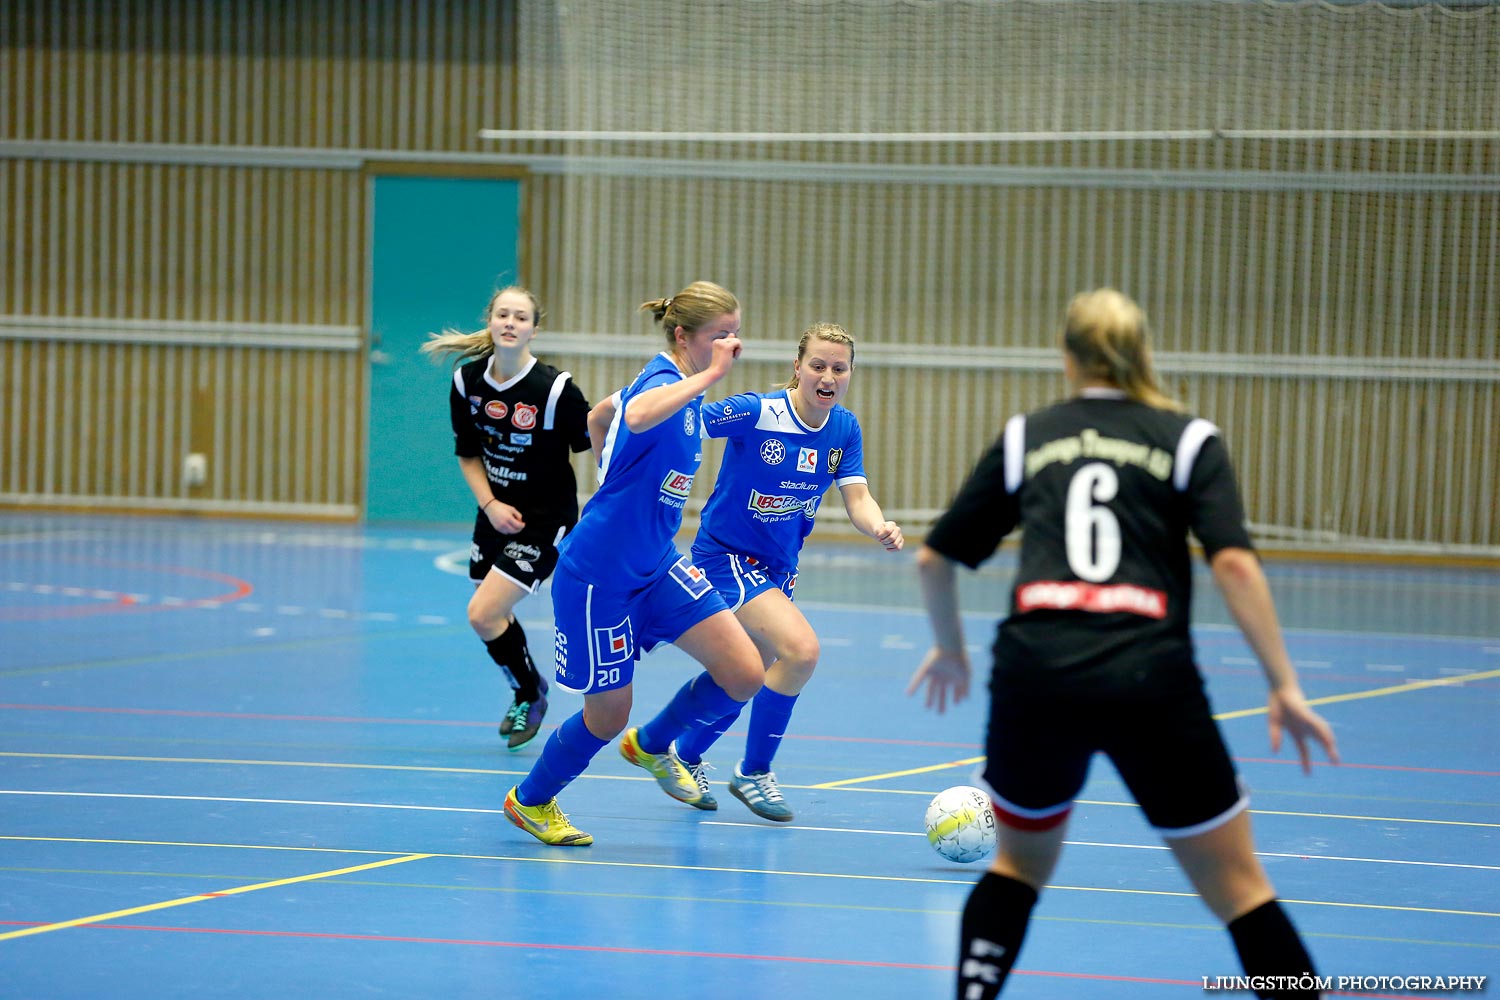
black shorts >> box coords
[469,514,568,593]
[981,675,1246,838]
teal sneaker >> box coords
[729,764,794,822]
[670,741,717,811]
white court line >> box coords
[3,790,1491,872]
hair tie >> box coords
[661,297,673,313]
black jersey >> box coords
[926,388,1253,692]
[449,356,592,530]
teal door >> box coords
[368,176,521,523]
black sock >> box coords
[957,873,1038,999]
[1228,900,1320,999]
[484,619,541,702]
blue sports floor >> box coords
[1,513,1496,999]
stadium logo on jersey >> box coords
[510,433,531,445]
[760,439,787,465]
[485,400,508,420]
[797,447,817,473]
[803,496,821,519]
[592,617,634,666]
[827,448,843,475]
[503,541,542,562]
[683,407,696,436]
[661,469,695,498]
[747,490,805,516]
[668,557,713,599]
[511,403,537,430]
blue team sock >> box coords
[516,711,609,805]
[742,687,799,774]
[672,704,745,765]
[636,672,745,755]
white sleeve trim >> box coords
[543,371,572,431]
[452,369,465,394]
[596,389,625,482]
[1003,414,1026,493]
[1174,418,1221,492]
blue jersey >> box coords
[695,389,867,572]
[558,353,705,589]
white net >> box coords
[495,0,1500,555]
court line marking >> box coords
[2,763,1494,828]
[2,835,1491,921]
[5,871,1489,953]
[0,852,431,942]
[1215,667,1500,720]
[816,666,1500,788]
[4,790,1494,871]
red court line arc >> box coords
[0,558,252,620]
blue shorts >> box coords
[550,553,728,694]
[690,547,797,612]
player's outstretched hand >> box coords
[874,521,904,551]
[1267,684,1340,775]
[906,645,970,714]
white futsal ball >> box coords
[924,785,997,864]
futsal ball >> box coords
[924,785,997,864]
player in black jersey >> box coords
[909,289,1339,1000]
[421,286,592,751]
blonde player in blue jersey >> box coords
[667,322,903,821]
[503,281,764,847]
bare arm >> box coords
[1211,546,1339,772]
[587,392,618,463]
[906,544,970,712]
[838,481,903,551]
[459,455,524,534]
[622,337,741,434]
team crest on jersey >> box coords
[797,447,817,473]
[760,439,787,465]
[684,407,696,436]
[592,617,634,666]
[511,403,537,430]
[485,400,508,420]
[668,557,713,599]
[827,448,843,475]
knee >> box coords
[778,634,820,685]
[583,700,630,740]
[467,594,507,637]
[721,651,765,703]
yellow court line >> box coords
[1215,667,1500,720]
[823,667,1500,787]
[812,758,983,789]
[0,852,431,942]
[3,836,1492,921]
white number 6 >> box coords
[1065,462,1121,582]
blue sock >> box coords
[673,704,745,764]
[636,672,745,755]
[516,712,608,805]
[742,687,799,774]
